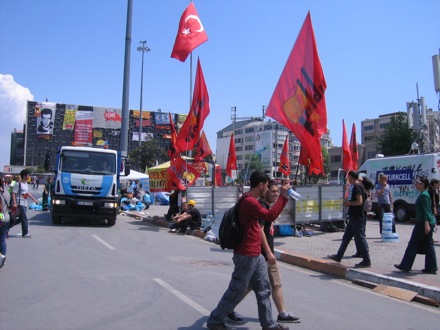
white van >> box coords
[358,153,440,222]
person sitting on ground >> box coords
[171,200,201,234]
[169,202,188,232]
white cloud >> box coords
[0,74,33,169]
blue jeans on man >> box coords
[207,253,277,328]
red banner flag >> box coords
[298,144,314,176]
[165,156,201,191]
[342,119,353,172]
[215,164,223,186]
[265,12,327,175]
[278,135,290,177]
[350,123,359,171]
[226,133,237,178]
[171,2,208,62]
[167,112,180,160]
[176,58,210,151]
[193,130,212,162]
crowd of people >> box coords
[119,179,151,211]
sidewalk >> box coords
[124,205,440,304]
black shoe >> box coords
[263,323,290,330]
[327,254,341,262]
[394,264,410,272]
[351,252,362,258]
[277,313,301,323]
[177,230,186,235]
[355,260,371,268]
[421,269,437,275]
[225,312,246,325]
[207,322,229,330]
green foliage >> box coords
[376,113,416,156]
[129,139,168,171]
[302,146,329,184]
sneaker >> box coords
[263,323,290,330]
[327,254,341,262]
[277,313,301,323]
[206,322,229,330]
[0,255,6,269]
[355,260,371,268]
[23,233,32,238]
[168,229,177,233]
[225,311,246,325]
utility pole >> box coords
[137,40,150,148]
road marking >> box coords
[92,235,115,250]
[153,278,210,315]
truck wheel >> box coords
[107,218,116,226]
[394,205,408,222]
[52,216,62,224]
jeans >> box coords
[207,253,276,327]
[337,213,370,263]
[0,221,8,255]
[19,205,29,236]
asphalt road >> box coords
[1,208,439,330]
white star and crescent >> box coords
[181,14,204,36]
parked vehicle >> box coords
[51,146,130,225]
[358,153,440,222]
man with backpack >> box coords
[207,171,292,330]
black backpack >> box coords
[218,195,250,250]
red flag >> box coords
[226,133,237,178]
[278,135,290,177]
[176,58,210,151]
[167,112,180,160]
[265,12,327,175]
[165,156,201,191]
[171,2,208,62]
[350,123,359,171]
[342,120,353,172]
[298,145,313,176]
[215,164,223,186]
[193,130,212,162]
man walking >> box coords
[207,171,292,330]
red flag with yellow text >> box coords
[278,135,290,177]
[226,133,237,178]
[342,120,353,172]
[167,112,180,160]
[171,2,208,62]
[193,130,212,162]
[215,164,223,186]
[349,123,359,171]
[165,156,201,191]
[176,58,210,151]
[265,12,326,175]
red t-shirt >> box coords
[234,192,288,256]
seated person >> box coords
[169,200,201,234]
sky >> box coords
[1,0,439,170]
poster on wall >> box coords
[255,129,272,167]
[73,111,93,146]
[35,102,56,136]
[63,104,77,130]
[93,107,122,129]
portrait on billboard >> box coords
[37,107,54,135]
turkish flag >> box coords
[350,123,359,171]
[165,156,201,191]
[215,164,223,186]
[265,12,327,175]
[226,133,237,178]
[193,130,212,162]
[167,112,180,160]
[171,2,208,62]
[278,135,290,177]
[176,58,210,151]
[342,119,353,172]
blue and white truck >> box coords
[51,146,130,225]
[358,153,440,222]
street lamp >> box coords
[137,40,150,148]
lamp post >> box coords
[137,40,150,148]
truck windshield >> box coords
[60,151,116,175]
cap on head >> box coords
[187,200,196,206]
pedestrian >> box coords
[394,177,438,274]
[328,170,371,268]
[170,200,201,234]
[227,180,300,326]
[0,190,10,268]
[207,171,292,330]
[375,173,395,234]
[352,176,374,258]
[10,169,39,238]
[429,178,439,224]
[42,177,52,211]
[164,190,179,220]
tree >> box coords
[129,139,168,172]
[377,113,416,156]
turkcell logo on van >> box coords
[380,169,413,185]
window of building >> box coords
[245,145,254,151]
[235,129,242,135]
[245,127,254,133]
[364,125,374,131]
